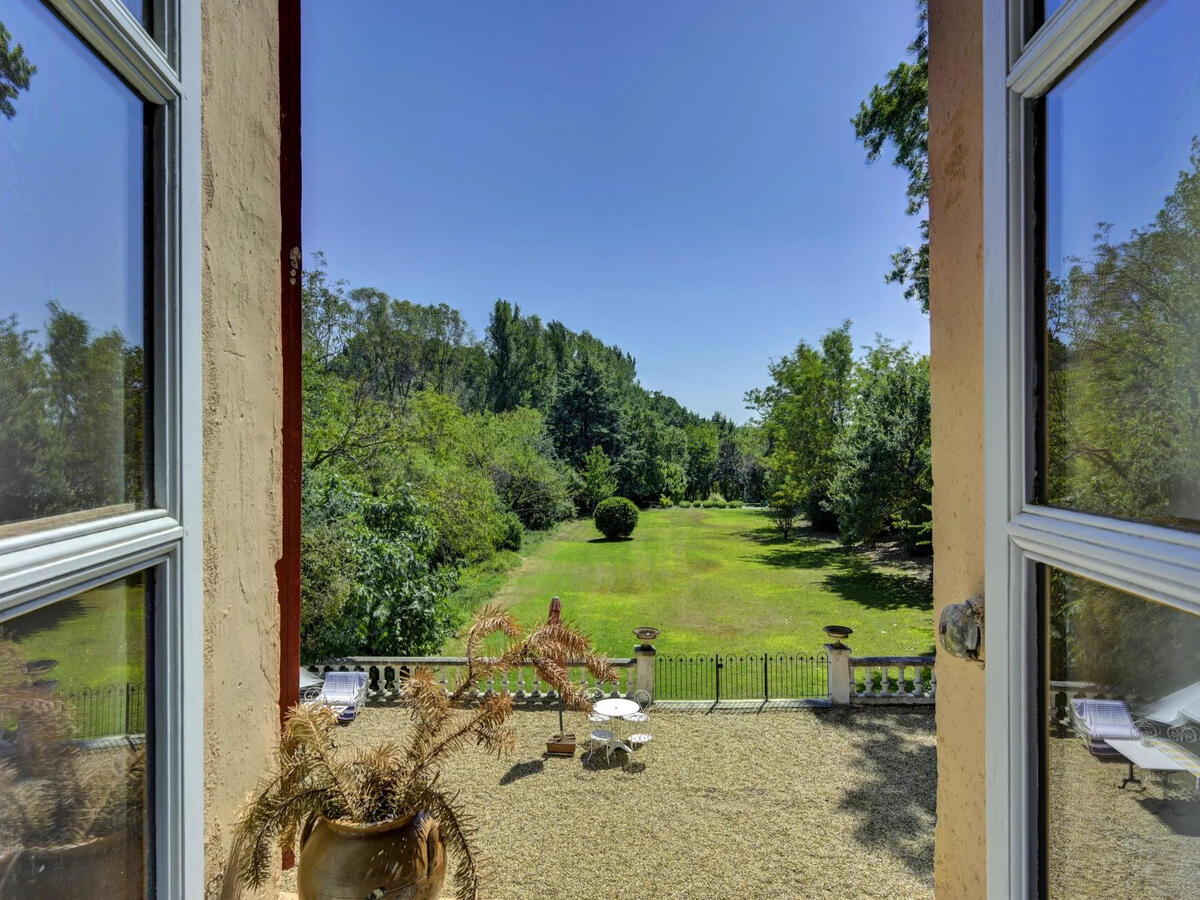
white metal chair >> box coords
[584,727,619,764]
[586,686,610,726]
[623,689,652,767]
[627,689,651,724]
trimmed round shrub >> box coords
[594,497,639,540]
[679,500,692,508]
[726,500,741,509]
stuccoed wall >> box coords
[201,0,282,894]
[928,0,987,896]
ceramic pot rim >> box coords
[318,811,422,838]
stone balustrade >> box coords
[847,655,936,704]
[304,645,937,707]
[305,655,640,704]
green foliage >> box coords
[1045,143,1200,527]
[593,496,639,540]
[0,21,36,120]
[496,512,524,552]
[829,340,931,550]
[679,500,692,508]
[576,445,618,514]
[853,1,929,311]
[614,403,689,504]
[549,353,621,465]
[480,408,577,530]
[0,306,146,523]
[747,322,854,530]
[300,475,459,660]
[767,482,803,540]
[658,494,673,508]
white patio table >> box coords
[1106,737,1187,798]
[592,698,639,757]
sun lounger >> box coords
[319,670,369,722]
[1071,698,1142,758]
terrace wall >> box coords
[200,0,284,894]
[928,0,988,896]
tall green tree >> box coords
[853,0,929,311]
[548,352,621,466]
[829,340,931,550]
[747,322,854,529]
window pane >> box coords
[0,0,150,535]
[0,571,150,898]
[1041,0,1200,530]
[1045,569,1200,898]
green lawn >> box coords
[484,507,934,658]
[9,578,146,738]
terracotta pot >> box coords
[0,830,143,897]
[298,811,446,900]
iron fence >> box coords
[655,652,828,701]
[65,683,146,740]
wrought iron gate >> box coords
[654,652,828,701]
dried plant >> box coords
[236,603,615,899]
[0,638,145,852]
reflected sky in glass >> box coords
[1046,0,1199,269]
[121,0,144,26]
[0,0,149,528]
[1042,0,1200,529]
[1,0,144,344]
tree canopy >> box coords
[852,0,929,311]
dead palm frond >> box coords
[0,638,144,850]
[236,603,613,899]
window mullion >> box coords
[0,515,182,612]
[1008,0,1137,98]
[45,0,180,102]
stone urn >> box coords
[298,811,446,900]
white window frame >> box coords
[0,1,201,896]
[984,0,1200,895]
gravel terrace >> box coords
[282,704,936,899]
[1046,733,1200,897]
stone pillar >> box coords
[826,643,852,705]
[634,643,656,698]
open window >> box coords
[985,0,1200,895]
[0,0,200,894]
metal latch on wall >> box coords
[939,597,983,660]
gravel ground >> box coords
[1047,734,1200,897]
[282,704,936,899]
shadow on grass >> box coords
[586,537,634,544]
[499,758,545,784]
[808,707,937,879]
[741,534,933,613]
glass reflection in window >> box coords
[0,571,150,898]
[0,0,149,535]
[1044,568,1200,898]
[1041,0,1200,531]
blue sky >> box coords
[4,1,1193,423]
[302,1,930,421]
[2,0,144,346]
